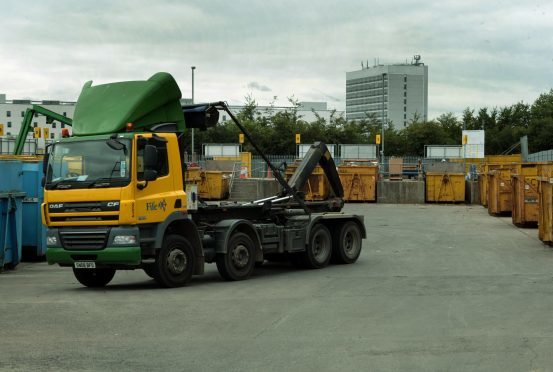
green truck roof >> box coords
[71,72,185,136]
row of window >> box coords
[2,132,56,139]
[347,105,388,114]
[346,83,387,94]
[346,90,389,100]
[4,111,67,117]
[346,96,387,107]
[1,121,65,128]
[346,75,388,86]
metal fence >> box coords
[528,149,553,162]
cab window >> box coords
[137,140,169,180]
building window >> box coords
[404,84,407,90]
[404,76,407,82]
[404,91,407,97]
[6,111,11,117]
[34,113,38,118]
[404,99,407,104]
[7,122,11,127]
[52,123,56,128]
[404,114,407,119]
[21,111,25,117]
[33,122,37,127]
[51,133,55,139]
[61,123,65,128]
[222,115,227,121]
[404,107,407,112]
[7,132,11,136]
[63,112,67,117]
[404,121,407,127]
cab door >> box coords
[134,135,181,224]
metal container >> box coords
[0,159,26,269]
[0,192,25,269]
[425,172,465,203]
[199,171,230,200]
[478,164,488,206]
[21,160,47,258]
[0,159,24,192]
[487,165,515,215]
[511,163,540,226]
[185,166,202,185]
[285,164,329,201]
[537,163,553,244]
[338,164,378,202]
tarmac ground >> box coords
[1,204,553,371]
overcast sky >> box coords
[1,0,552,119]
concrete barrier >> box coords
[377,180,425,204]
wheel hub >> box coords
[231,244,250,269]
[167,249,187,275]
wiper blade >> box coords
[48,178,79,189]
[88,178,113,188]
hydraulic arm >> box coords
[14,105,73,155]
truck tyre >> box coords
[154,234,195,288]
[216,232,255,281]
[302,224,332,269]
[332,221,362,264]
[72,268,116,287]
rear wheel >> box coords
[72,268,116,287]
[154,235,195,287]
[216,232,256,281]
[301,224,332,269]
[333,221,362,264]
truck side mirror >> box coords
[143,144,158,169]
[143,144,158,182]
[42,153,49,174]
[143,169,158,181]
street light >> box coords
[191,66,196,157]
[381,73,387,164]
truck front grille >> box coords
[59,228,110,250]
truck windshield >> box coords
[45,139,131,189]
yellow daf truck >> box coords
[42,72,365,287]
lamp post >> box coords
[381,73,386,165]
[191,66,196,157]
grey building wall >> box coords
[346,62,428,129]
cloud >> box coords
[0,0,551,119]
[247,82,271,92]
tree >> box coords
[528,90,553,153]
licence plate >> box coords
[74,261,96,269]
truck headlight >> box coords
[113,235,137,245]
[47,236,58,247]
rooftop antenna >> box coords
[413,55,421,65]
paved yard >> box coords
[1,204,553,371]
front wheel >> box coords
[72,268,116,287]
[154,235,195,288]
[216,232,256,281]
[332,221,362,264]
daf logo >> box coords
[49,204,63,209]
[107,202,120,207]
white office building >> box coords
[346,56,428,128]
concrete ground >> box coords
[1,204,553,371]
